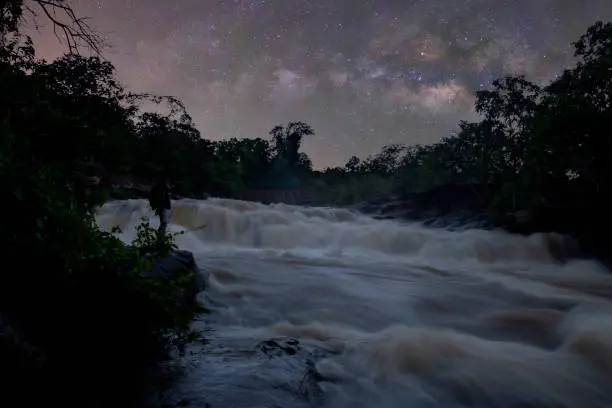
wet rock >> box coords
[145,250,209,307]
[258,338,301,357]
[157,336,334,408]
[355,183,495,229]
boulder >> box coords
[354,183,494,223]
[145,250,209,307]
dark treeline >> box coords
[2,5,609,221]
[1,0,612,405]
[72,19,608,260]
[1,2,203,407]
[326,22,612,259]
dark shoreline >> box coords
[350,185,609,269]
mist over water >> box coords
[97,198,612,408]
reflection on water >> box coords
[97,198,612,408]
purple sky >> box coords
[30,0,612,168]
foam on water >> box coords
[96,198,612,407]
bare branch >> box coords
[24,0,107,55]
[127,93,195,125]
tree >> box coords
[1,0,104,53]
[345,155,361,173]
[362,143,405,176]
[269,121,314,167]
[527,21,612,204]
[0,6,204,406]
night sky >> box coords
[31,0,612,168]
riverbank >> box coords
[101,175,608,268]
[350,182,609,267]
[0,175,206,408]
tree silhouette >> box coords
[1,0,105,54]
[269,121,314,167]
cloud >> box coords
[385,79,474,115]
[27,0,609,168]
[328,70,350,87]
[233,72,256,98]
[419,82,474,113]
[411,34,447,62]
[267,68,319,103]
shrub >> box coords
[0,155,203,407]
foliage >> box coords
[1,0,105,53]
[2,4,612,404]
[0,6,203,406]
[130,215,192,259]
[1,3,610,226]
[0,154,203,407]
[318,21,612,258]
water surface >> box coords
[97,198,612,408]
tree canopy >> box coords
[1,1,612,404]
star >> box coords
[30,0,612,168]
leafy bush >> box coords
[0,12,207,406]
[130,216,182,258]
[0,154,203,406]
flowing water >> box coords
[96,198,612,408]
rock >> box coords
[379,200,403,213]
[258,338,301,357]
[545,232,583,263]
[158,336,331,408]
[354,183,494,225]
[145,250,209,307]
[513,209,534,224]
[186,192,211,200]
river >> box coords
[96,198,612,408]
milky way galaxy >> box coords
[31,0,612,168]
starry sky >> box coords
[31,0,612,168]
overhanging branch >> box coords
[23,0,106,55]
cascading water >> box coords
[97,198,612,408]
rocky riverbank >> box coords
[350,183,494,229]
[349,182,604,265]
[101,175,607,266]
[1,246,209,408]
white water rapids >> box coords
[96,198,612,408]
